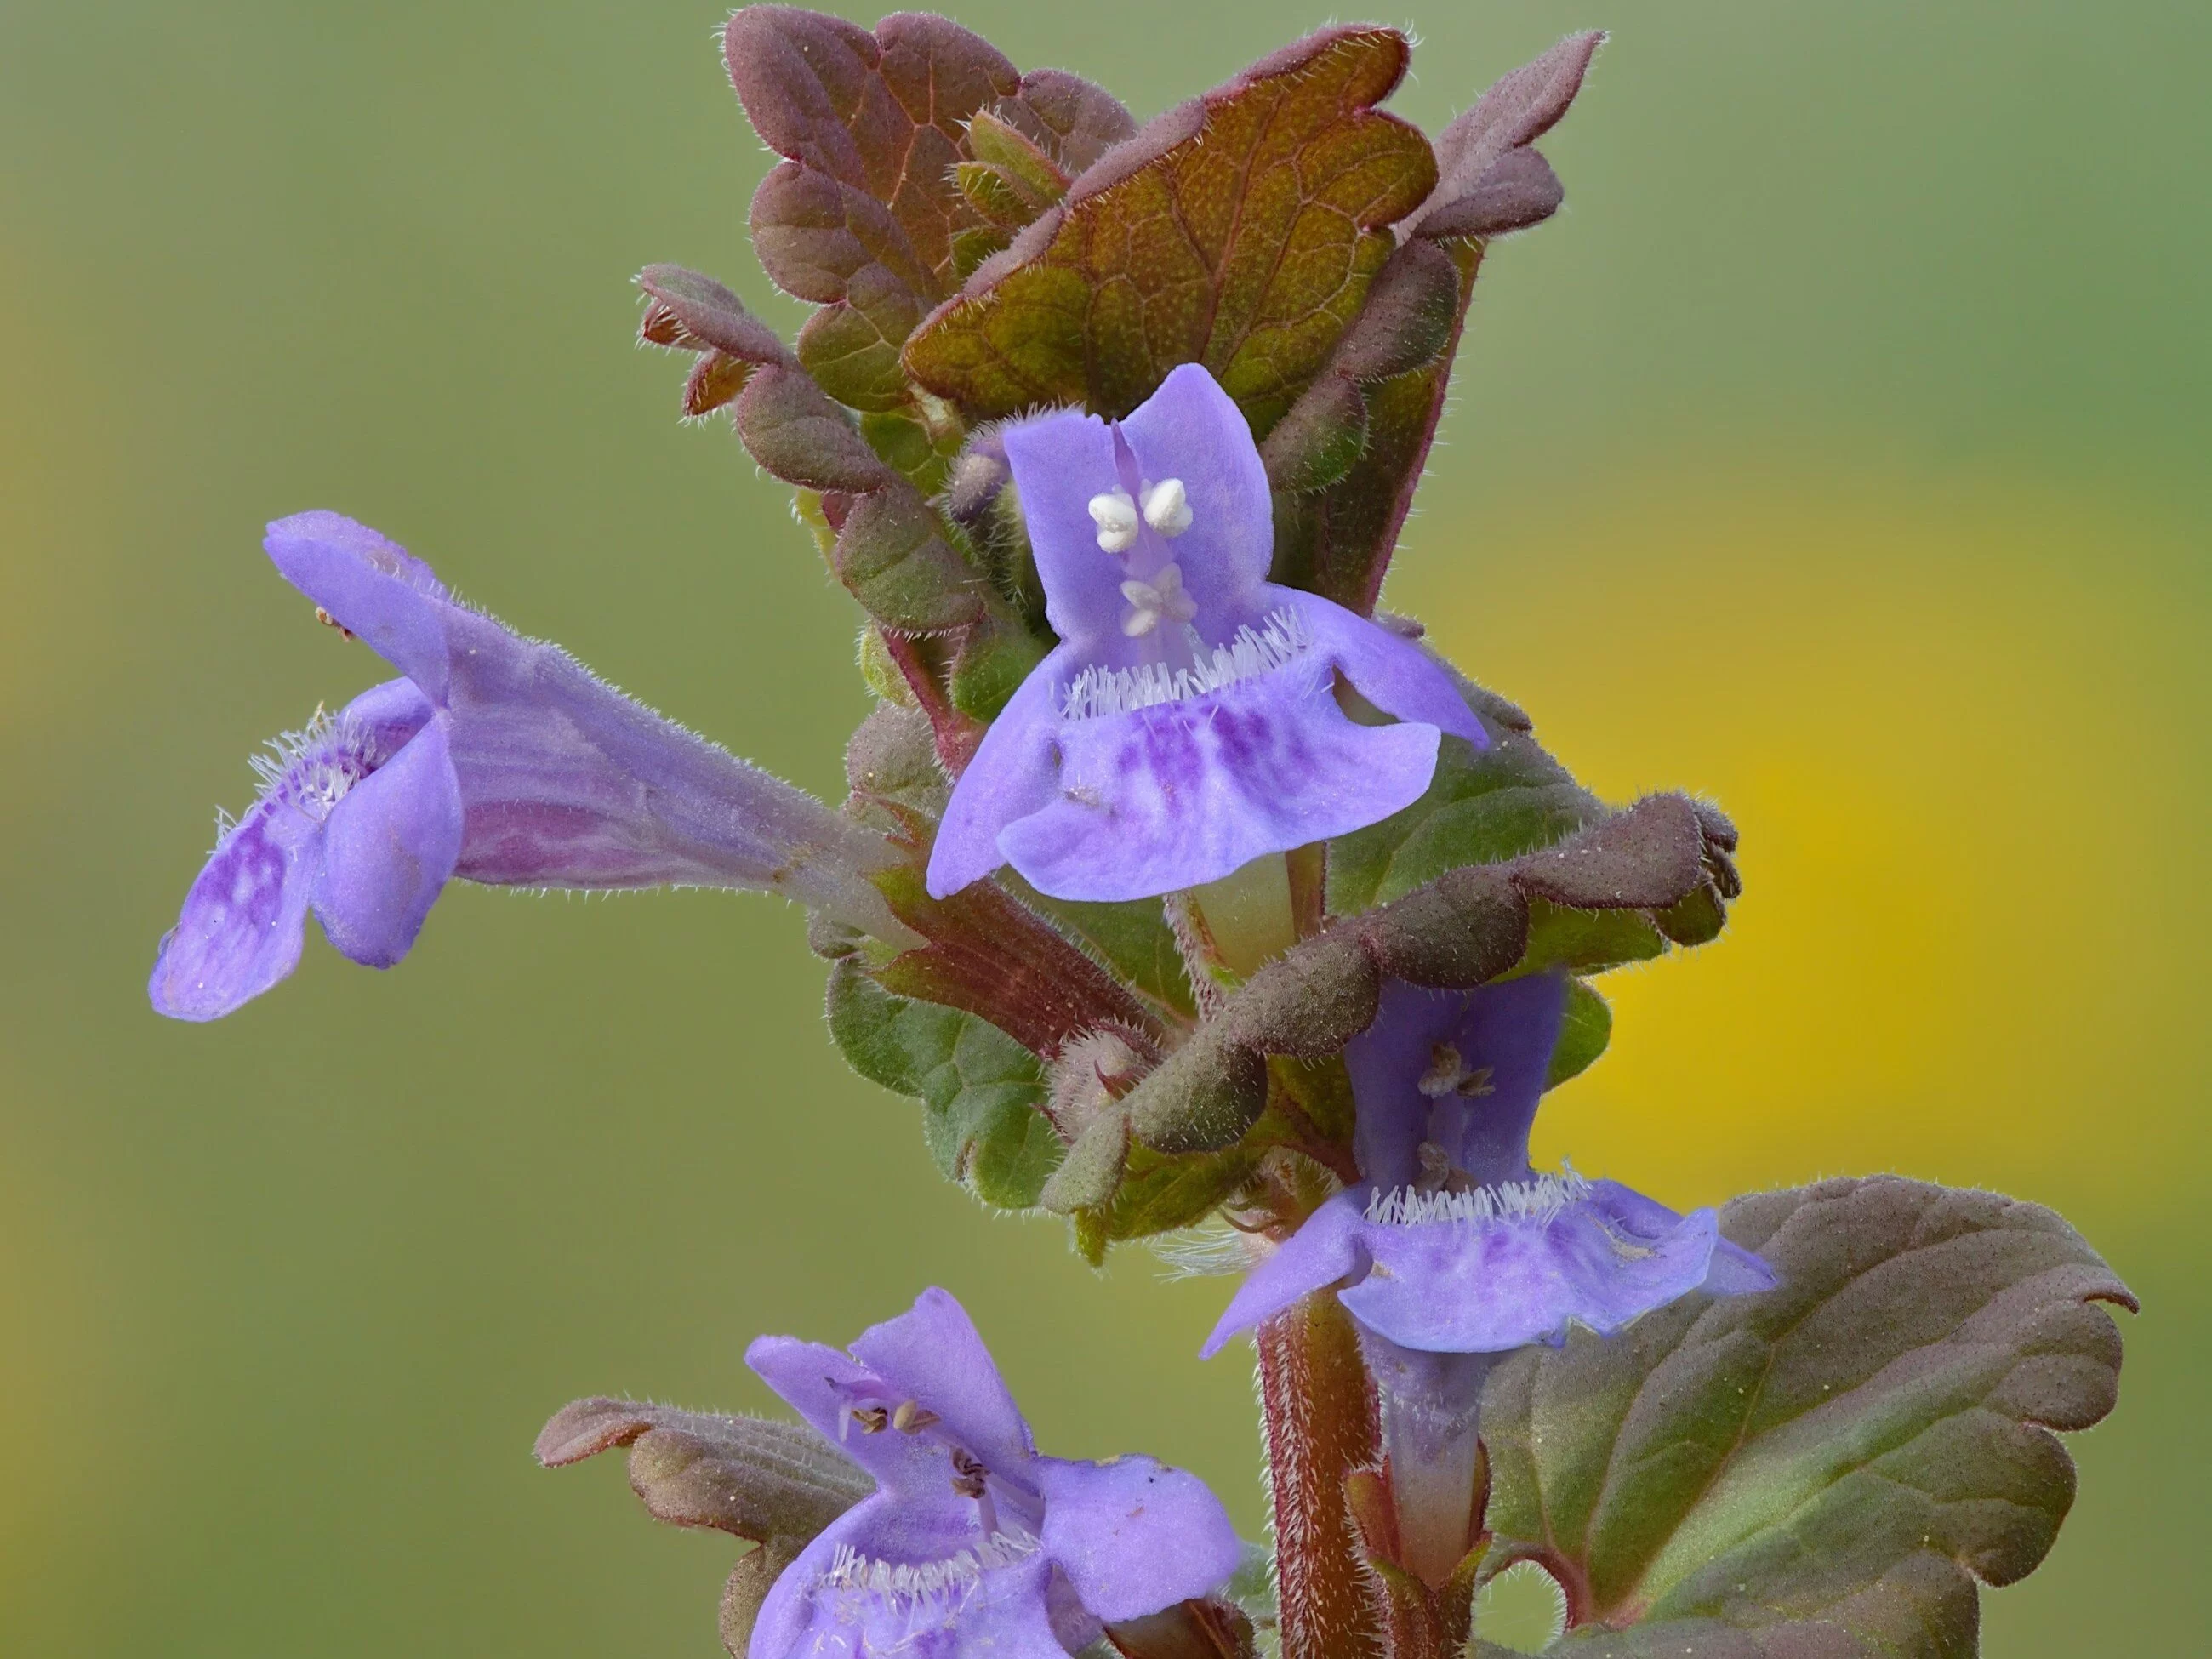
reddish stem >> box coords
[1257,1293,1383,1659]
[877,627,984,774]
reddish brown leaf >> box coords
[1411,31,1604,237]
[637,264,795,421]
[1276,35,1605,611]
[636,265,792,365]
[1412,147,1565,241]
[682,351,755,419]
[997,67,1137,175]
[904,27,1439,429]
[749,159,939,307]
[535,1397,869,1544]
[725,7,1020,294]
[871,865,1166,1059]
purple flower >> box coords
[1202,974,1775,1360]
[926,364,1485,903]
[1200,973,1773,1582]
[744,1288,1241,1659]
[150,512,912,1021]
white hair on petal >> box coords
[819,1527,1040,1609]
[1060,607,1311,720]
[225,704,379,841]
[1365,1167,1592,1228]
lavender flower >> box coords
[926,364,1485,903]
[1201,972,1774,1582]
[1203,972,1774,1358]
[744,1288,1241,1659]
[150,511,913,1020]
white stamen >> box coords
[1141,477,1192,537]
[1119,561,1198,637]
[819,1528,1041,1609]
[1088,489,1140,553]
[1365,1167,1592,1228]
[1060,606,1312,721]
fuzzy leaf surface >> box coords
[1003,873,1198,1019]
[825,957,1061,1208]
[1075,1143,1262,1265]
[1272,34,1602,611]
[1328,712,1605,914]
[535,1399,869,1545]
[727,8,1020,299]
[1116,795,1724,1161]
[725,9,1130,423]
[1480,1177,2135,1657]
[904,27,1437,429]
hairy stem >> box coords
[1257,1292,1383,1659]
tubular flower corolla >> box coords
[150,511,910,1019]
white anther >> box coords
[1120,562,1198,637]
[1088,489,1140,553]
[1140,477,1192,537]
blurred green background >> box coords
[2,1,2204,1652]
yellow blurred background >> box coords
[2,2,2203,1653]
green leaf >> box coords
[1075,1142,1261,1264]
[824,959,1061,1208]
[797,273,926,413]
[954,157,1046,231]
[1258,374,1369,493]
[904,27,1437,430]
[858,409,961,495]
[1480,1177,2135,1658]
[1328,723,1605,914]
[1546,979,1611,1087]
[948,609,1049,721]
[1513,899,1666,978]
[1653,879,1729,947]
[822,482,990,633]
[966,111,1070,204]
